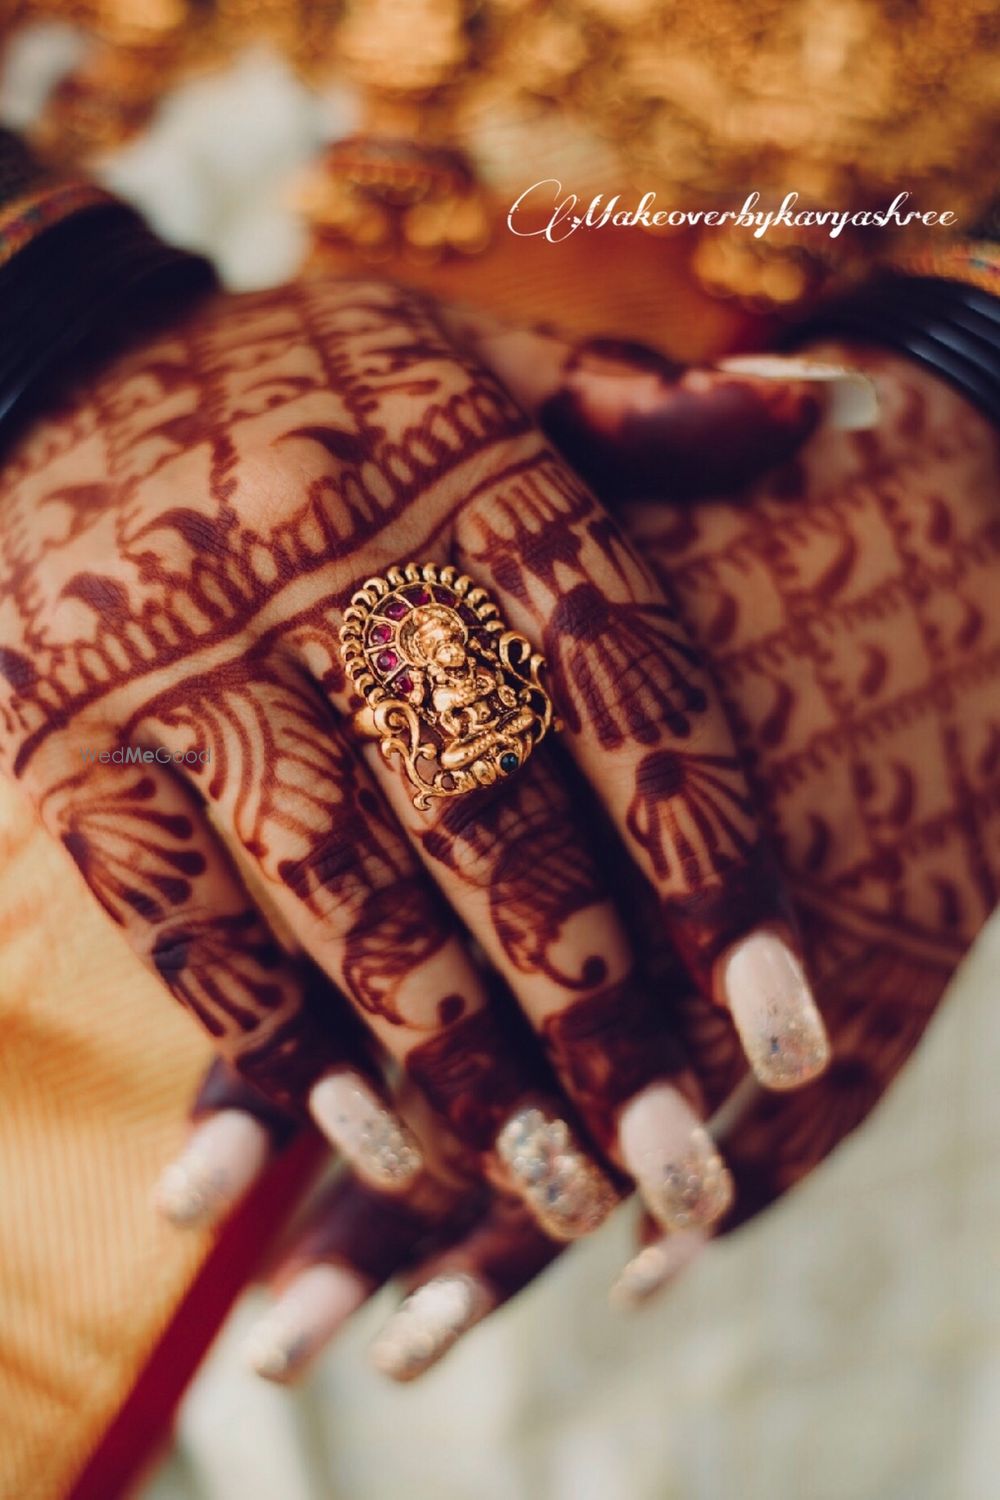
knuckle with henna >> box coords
[420,790,533,888]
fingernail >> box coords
[309,1072,423,1190]
[617,1083,733,1233]
[714,355,879,430]
[154,1110,271,1228]
[243,1263,368,1383]
[721,931,830,1090]
[369,1273,493,1382]
[609,1229,709,1311]
[495,1105,618,1242]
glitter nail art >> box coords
[244,1264,368,1382]
[154,1111,270,1228]
[644,1124,733,1230]
[618,1085,733,1233]
[309,1073,423,1189]
[496,1105,617,1241]
[723,932,831,1090]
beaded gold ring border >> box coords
[340,561,556,809]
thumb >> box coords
[442,309,875,503]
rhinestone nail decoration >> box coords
[496,1105,617,1241]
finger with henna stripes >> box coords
[454,445,830,1092]
[38,760,422,1189]
[370,743,732,1237]
[144,669,617,1239]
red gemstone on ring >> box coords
[396,673,414,695]
[406,586,431,605]
[370,623,391,644]
[385,600,407,619]
[433,586,454,603]
[377,650,399,671]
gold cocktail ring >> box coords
[340,562,556,809]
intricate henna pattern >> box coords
[0,280,548,1108]
[623,345,1000,1210]
[544,584,708,746]
[53,770,206,924]
[541,978,686,1149]
[625,748,756,882]
[5,280,747,1146]
[406,1007,541,1150]
[1,269,997,1224]
[418,760,608,988]
[410,751,689,1147]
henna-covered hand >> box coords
[0,277,851,1249]
[173,339,998,1377]
[460,322,998,1261]
[623,342,1000,1252]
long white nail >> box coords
[243,1263,368,1383]
[721,931,830,1090]
[369,1273,494,1382]
[154,1110,271,1228]
[609,1229,709,1310]
[309,1072,423,1190]
[715,354,879,430]
[617,1084,733,1233]
[495,1105,618,1242]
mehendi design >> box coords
[406,1007,540,1150]
[624,346,1000,1208]
[52,770,206,925]
[418,759,610,987]
[0,268,997,1215]
[543,584,708,746]
[0,280,553,1111]
[541,978,687,1148]
[625,748,757,883]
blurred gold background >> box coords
[3,0,1000,313]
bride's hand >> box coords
[151,330,995,1379]
[0,279,841,1253]
[617,341,1000,1290]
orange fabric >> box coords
[309,223,754,359]
[0,775,214,1500]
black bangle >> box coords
[0,199,216,436]
[786,274,1000,428]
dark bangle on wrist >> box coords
[786,273,1000,427]
[0,127,216,437]
[0,196,216,436]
